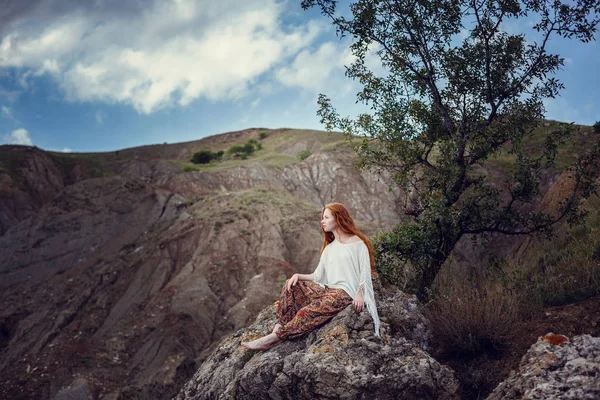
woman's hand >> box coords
[286,274,299,291]
[353,290,365,313]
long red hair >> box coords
[320,203,377,275]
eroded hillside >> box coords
[0,128,401,399]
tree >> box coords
[302,0,600,299]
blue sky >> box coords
[0,0,598,153]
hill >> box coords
[0,128,401,399]
[0,123,598,399]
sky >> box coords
[0,0,598,153]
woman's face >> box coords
[321,208,338,232]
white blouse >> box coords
[313,239,380,336]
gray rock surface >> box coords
[175,287,458,400]
[52,378,93,400]
[487,333,600,400]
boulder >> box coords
[487,333,600,400]
[175,287,459,400]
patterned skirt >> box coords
[275,280,352,340]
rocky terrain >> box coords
[1,125,598,399]
[175,286,460,400]
[487,333,600,399]
[0,128,401,399]
[176,292,600,400]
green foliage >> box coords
[183,164,200,172]
[594,121,600,133]
[523,205,600,306]
[227,139,263,158]
[259,131,268,139]
[227,144,246,155]
[303,0,600,300]
[242,142,255,155]
[190,149,223,164]
[297,149,312,161]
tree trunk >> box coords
[416,238,458,301]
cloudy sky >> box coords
[0,0,598,152]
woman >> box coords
[241,203,380,351]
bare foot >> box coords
[241,333,281,351]
[272,323,282,335]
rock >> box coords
[487,333,600,400]
[51,378,92,400]
[175,288,458,400]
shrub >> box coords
[297,149,312,161]
[523,222,600,306]
[594,121,600,133]
[191,150,213,164]
[227,144,246,155]
[259,131,268,139]
[243,142,256,154]
[373,233,419,292]
[425,279,521,355]
[228,139,262,158]
[191,149,224,164]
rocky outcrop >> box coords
[176,287,458,400]
[487,333,600,400]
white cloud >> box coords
[95,110,105,125]
[251,98,261,109]
[1,105,12,119]
[3,128,33,145]
[276,42,354,92]
[0,87,22,103]
[45,146,73,152]
[0,0,325,114]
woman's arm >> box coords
[353,285,365,312]
[353,244,371,313]
[285,273,314,290]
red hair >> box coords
[320,203,377,275]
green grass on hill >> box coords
[191,186,318,221]
[179,129,349,172]
[486,120,597,171]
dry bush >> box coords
[517,195,600,306]
[425,279,522,355]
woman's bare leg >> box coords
[272,323,282,334]
[241,333,281,351]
